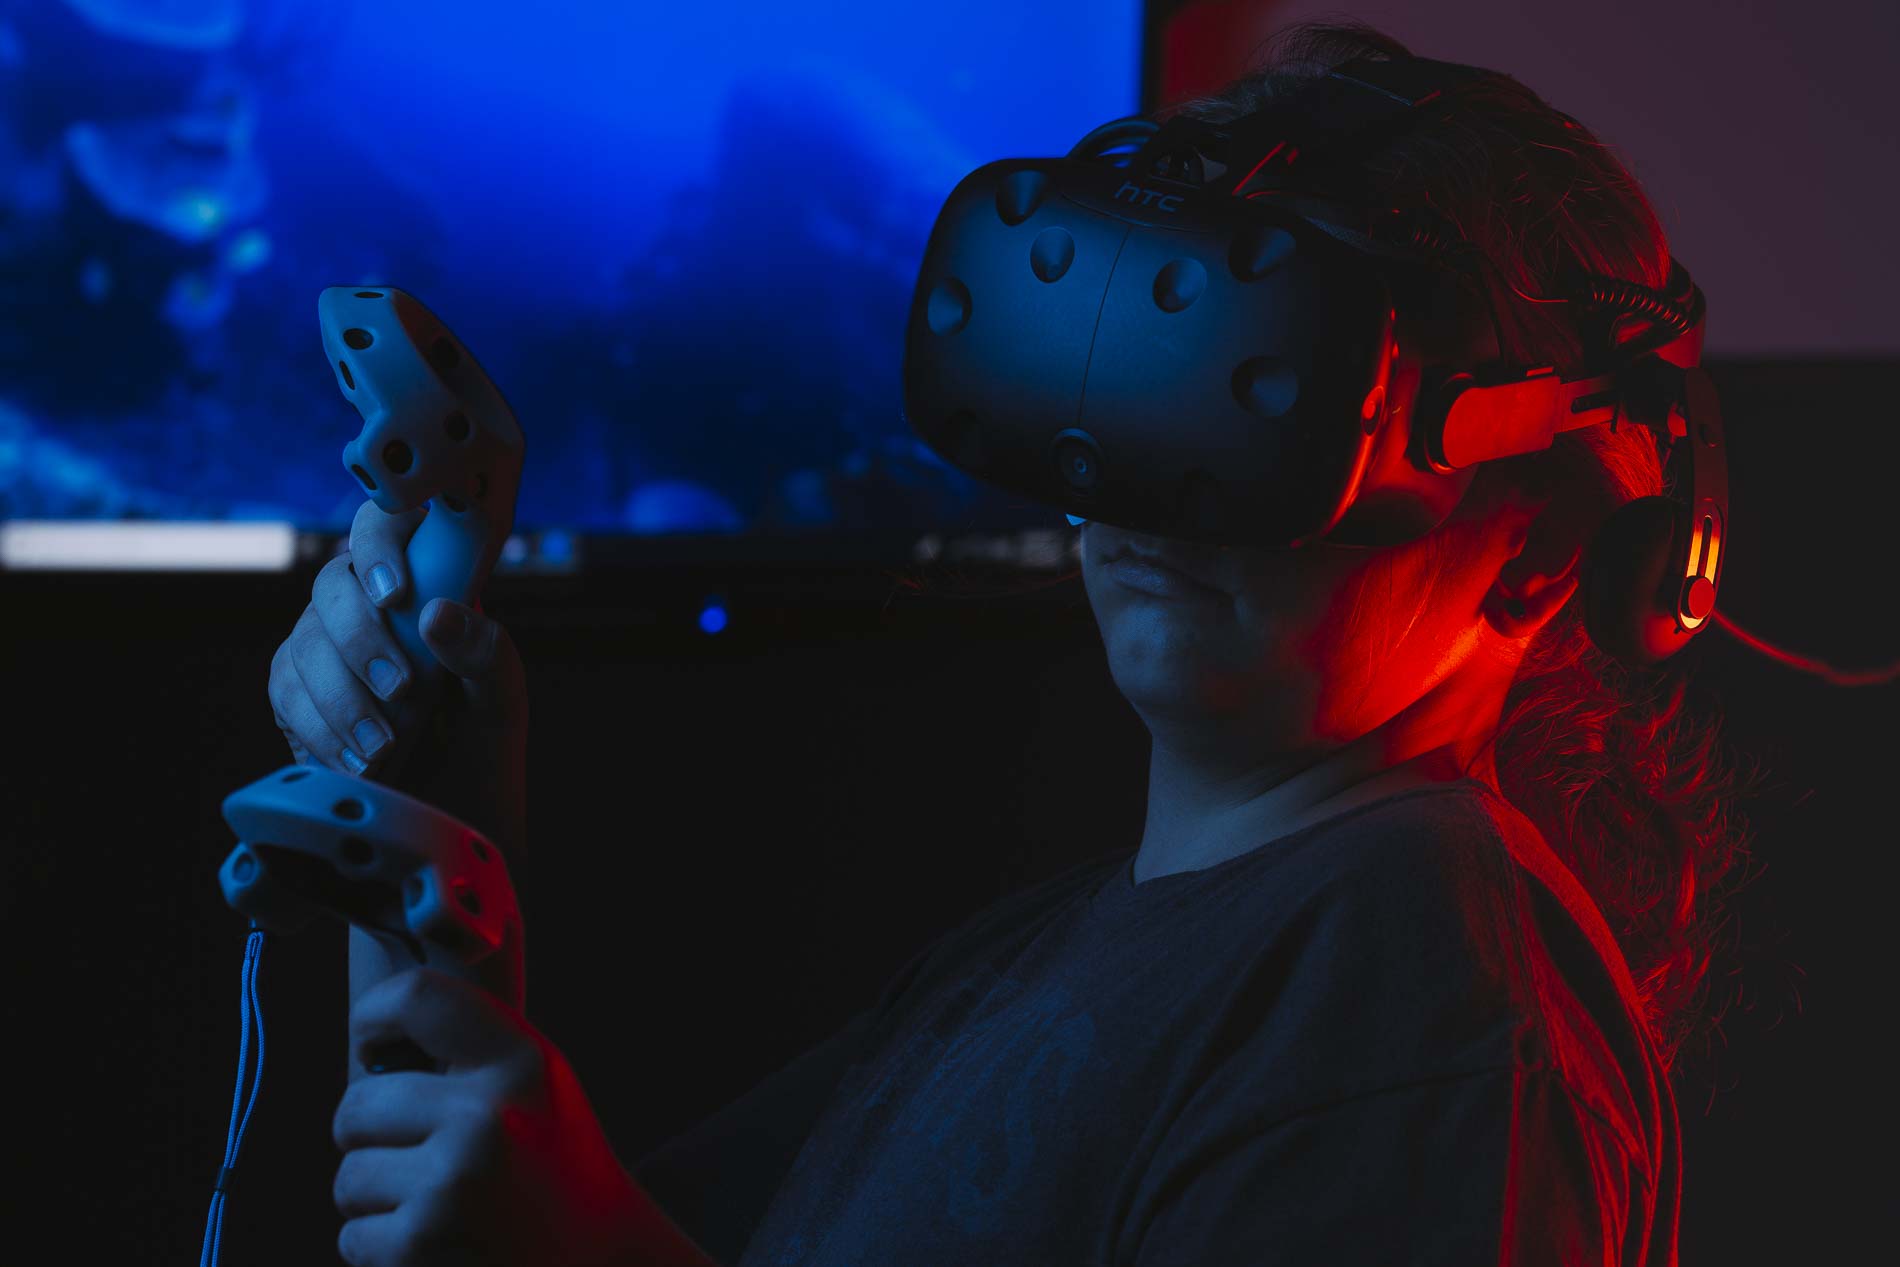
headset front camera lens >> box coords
[1052,434,1102,493]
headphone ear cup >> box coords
[1581,495,1695,667]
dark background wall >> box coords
[1153,0,1900,358]
[4,358,1895,1263]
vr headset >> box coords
[901,54,1727,666]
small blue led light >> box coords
[698,603,728,635]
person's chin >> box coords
[1101,603,1228,688]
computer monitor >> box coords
[0,0,1147,571]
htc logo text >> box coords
[1115,182,1185,213]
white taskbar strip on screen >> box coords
[0,522,298,571]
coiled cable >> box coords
[198,923,267,1267]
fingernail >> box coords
[367,658,405,700]
[353,718,389,758]
[366,564,396,606]
[429,603,468,643]
[340,748,368,776]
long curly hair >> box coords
[1159,20,1755,1072]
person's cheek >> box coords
[1290,550,1404,741]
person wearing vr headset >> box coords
[279,20,1745,1267]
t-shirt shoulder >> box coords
[1257,779,1660,1165]
[1271,779,1640,1016]
[1199,782,1558,1080]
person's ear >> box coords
[1481,505,1584,640]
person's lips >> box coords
[1105,542,1228,597]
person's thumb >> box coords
[419,598,527,726]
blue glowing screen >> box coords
[0,0,1142,539]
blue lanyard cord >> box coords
[200,923,268,1267]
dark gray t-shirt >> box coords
[637,779,1680,1266]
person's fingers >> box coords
[312,553,414,704]
[273,702,316,767]
[331,1146,424,1218]
[287,602,395,776]
[348,500,430,611]
[337,1206,430,1267]
[419,599,529,729]
[332,1072,459,1153]
[271,625,354,773]
[267,646,317,766]
[348,968,532,1077]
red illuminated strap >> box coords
[1424,366,1622,472]
[1229,140,1299,196]
[1430,360,1729,633]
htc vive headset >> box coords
[901,53,1727,666]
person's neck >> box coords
[1130,670,1509,884]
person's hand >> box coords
[267,499,529,854]
[333,968,689,1267]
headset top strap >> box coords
[1127,55,1500,199]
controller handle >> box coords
[218,287,526,1074]
[326,288,525,784]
